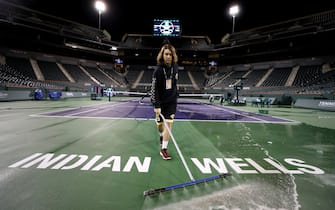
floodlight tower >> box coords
[229,5,239,33]
[95,0,106,30]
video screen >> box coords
[153,19,181,37]
[114,58,123,64]
[208,60,218,66]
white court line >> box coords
[205,103,300,123]
[160,113,195,181]
[205,104,268,122]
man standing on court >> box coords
[151,43,179,160]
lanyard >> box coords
[163,67,173,80]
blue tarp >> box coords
[48,90,62,99]
[34,89,44,100]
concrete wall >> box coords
[0,89,89,101]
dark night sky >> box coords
[5,0,335,44]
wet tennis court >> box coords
[0,97,334,210]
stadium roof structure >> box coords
[1,1,334,66]
[212,10,335,64]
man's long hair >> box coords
[156,44,178,64]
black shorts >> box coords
[155,102,177,124]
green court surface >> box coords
[0,97,334,210]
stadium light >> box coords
[95,1,106,30]
[229,5,239,33]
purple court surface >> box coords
[34,98,293,123]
